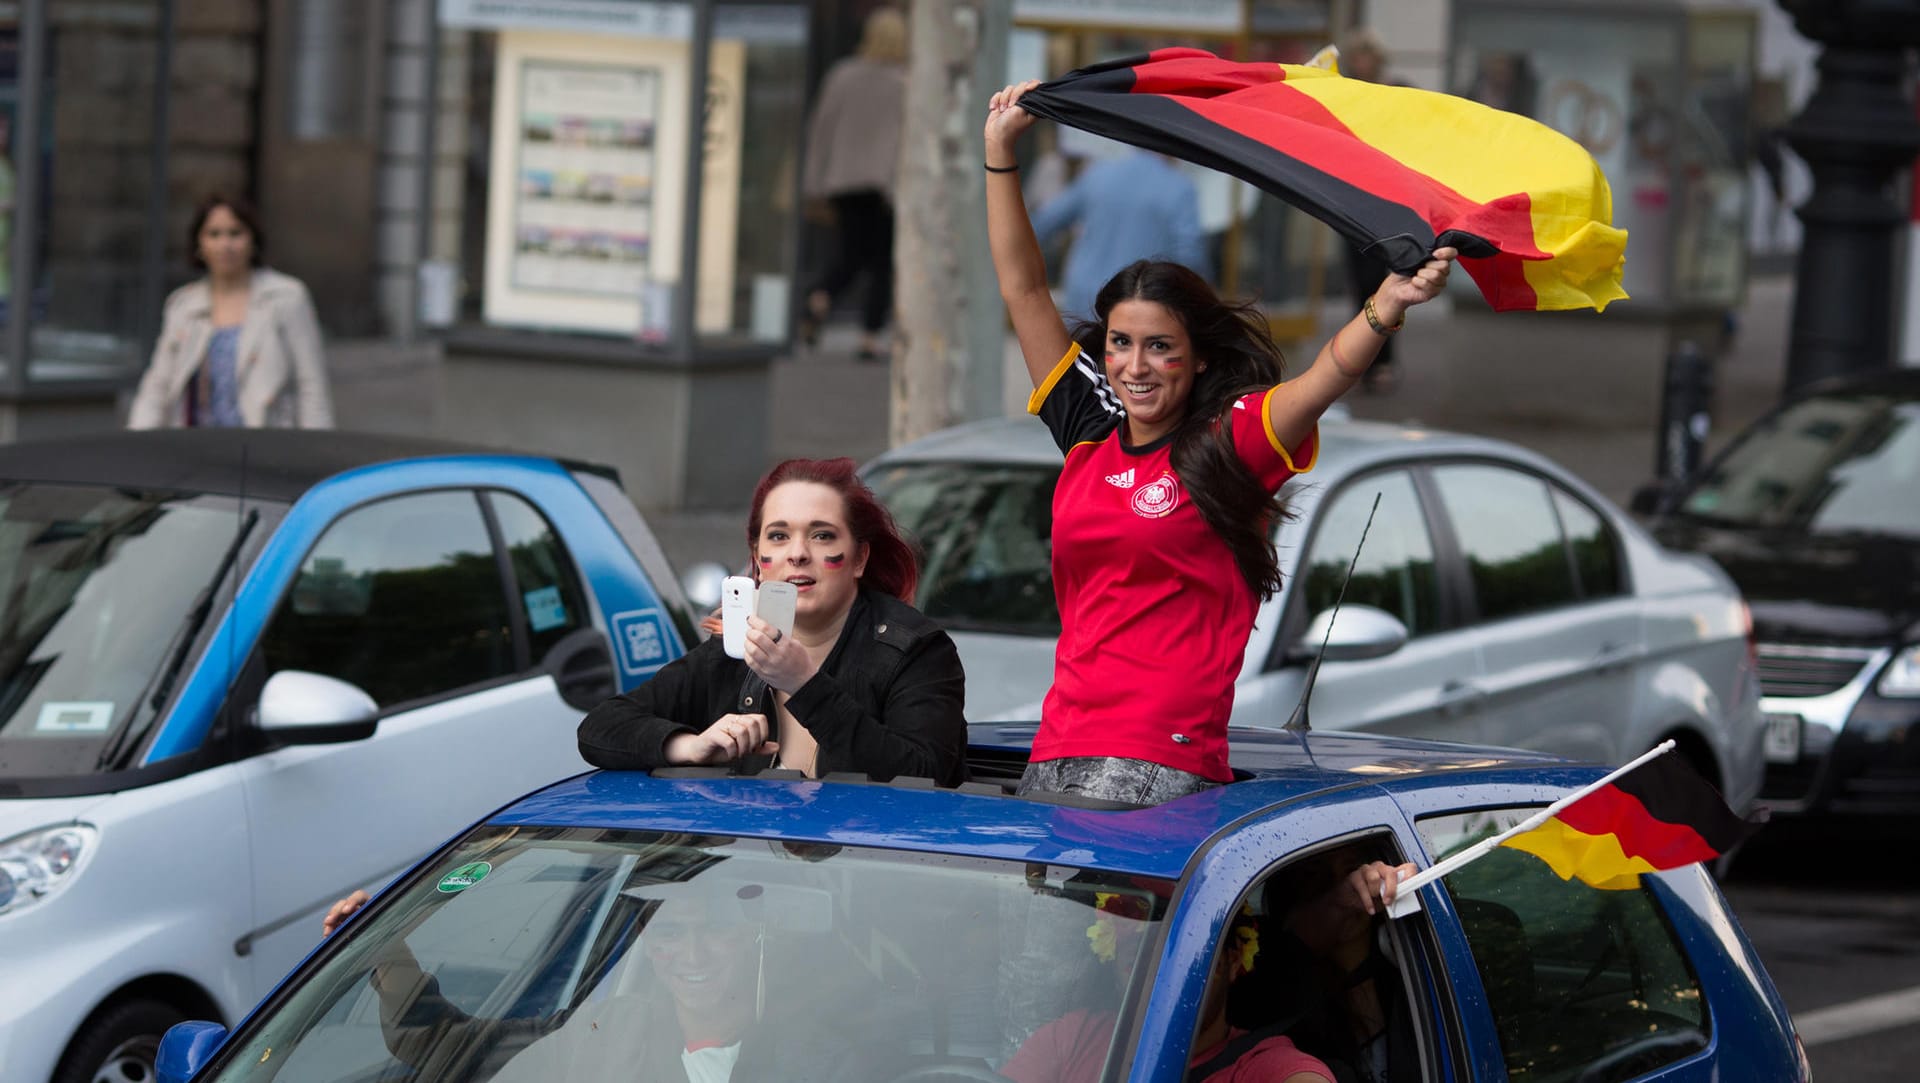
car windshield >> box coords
[1679,392,1920,538]
[866,461,1060,636]
[201,826,1171,1083]
[0,483,261,780]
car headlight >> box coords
[0,824,97,916]
[1879,645,1920,697]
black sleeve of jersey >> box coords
[1035,346,1124,453]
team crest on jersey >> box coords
[1131,472,1181,518]
[1104,468,1136,489]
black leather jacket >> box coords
[577,589,968,786]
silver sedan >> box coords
[865,414,1766,812]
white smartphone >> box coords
[720,576,755,659]
[755,580,797,641]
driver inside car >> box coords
[327,873,877,1082]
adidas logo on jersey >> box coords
[1104,469,1136,489]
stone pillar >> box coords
[1777,0,1920,393]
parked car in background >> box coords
[1646,368,1920,820]
[865,416,1766,809]
[0,430,694,1083]
[154,728,1808,1083]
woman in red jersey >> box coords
[984,80,1456,802]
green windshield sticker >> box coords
[437,861,492,894]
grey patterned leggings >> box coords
[1016,755,1219,804]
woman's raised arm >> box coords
[985,81,1074,390]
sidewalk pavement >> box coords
[329,274,1795,578]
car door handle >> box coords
[1591,641,1636,672]
[1437,680,1486,715]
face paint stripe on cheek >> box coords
[758,555,773,565]
[823,553,846,567]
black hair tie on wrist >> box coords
[984,162,1019,173]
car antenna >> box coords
[1283,491,1381,734]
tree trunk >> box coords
[891,0,991,446]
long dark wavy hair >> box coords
[747,457,920,603]
[1074,260,1292,599]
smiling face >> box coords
[755,481,870,627]
[644,911,759,1015]
[196,205,255,279]
[1104,299,1203,445]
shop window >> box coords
[432,2,808,349]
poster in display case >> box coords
[511,62,659,297]
[482,30,743,338]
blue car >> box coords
[156,728,1808,1083]
[0,430,693,1083]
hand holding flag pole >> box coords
[1385,739,1761,919]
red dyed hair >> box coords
[746,458,919,604]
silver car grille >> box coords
[1756,643,1879,698]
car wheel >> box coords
[54,998,187,1083]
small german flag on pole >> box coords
[1017,47,1628,314]
[1386,741,1764,918]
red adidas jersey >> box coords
[1030,344,1317,781]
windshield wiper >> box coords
[96,509,260,771]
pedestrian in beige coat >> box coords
[128,194,333,429]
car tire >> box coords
[53,998,188,1083]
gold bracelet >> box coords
[1364,295,1405,336]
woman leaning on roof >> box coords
[577,457,968,787]
[983,80,1457,804]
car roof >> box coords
[868,414,1546,475]
[491,729,1571,881]
[0,429,610,504]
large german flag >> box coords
[1017,48,1628,313]
[1502,752,1761,890]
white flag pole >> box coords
[1385,740,1677,919]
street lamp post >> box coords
[1777,0,1920,394]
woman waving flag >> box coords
[1016,47,1628,314]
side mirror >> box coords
[1289,604,1409,664]
[157,1021,228,1083]
[680,561,731,612]
[257,670,379,744]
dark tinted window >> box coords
[1299,471,1442,636]
[488,492,590,661]
[1418,809,1708,1083]
[1681,394,1920,538]
[866,462,1060,636]
[261,491,512,706]
[1552,489,1622,598]
[1432,465,1578,620]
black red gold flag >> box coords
[1017,47,1628,313]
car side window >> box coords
[868,462,1061,636]
[1193,838,1427,1083]
[1416,810,1708,1083]
[1551,488,1623,599]
[1431,464,1579,621]
[260,490,512,707]
[486,492,590,662]
[1299,470,1441,636]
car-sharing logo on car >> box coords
[611,608,672,678]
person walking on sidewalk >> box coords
[799,8,907,362]
[1032,146,1210,323]
[984,80,1456,804]
[128,193,333,429]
